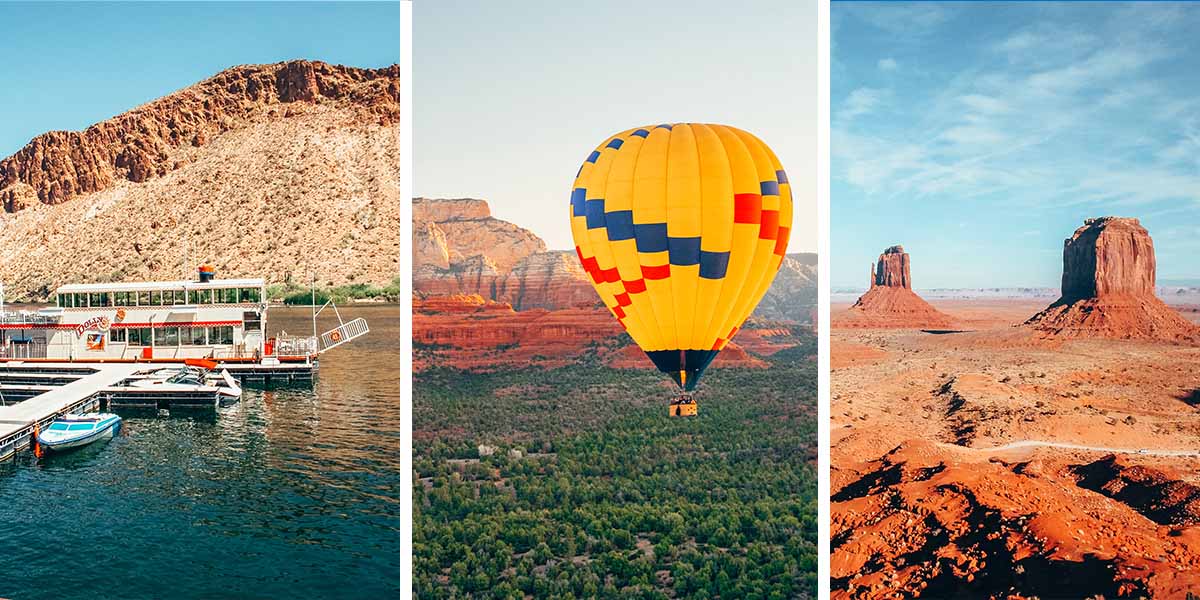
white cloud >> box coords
[958,94,1008,114]
[837,87,889,122]
[840,3,952,36]
[877,58,897,71]
[834,4,1200,214]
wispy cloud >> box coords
[877,57,897,71]
[836,87,889,122]
[833,4,1200,209]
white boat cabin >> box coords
[1,270,282,362]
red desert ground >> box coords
[832,217,1200,598]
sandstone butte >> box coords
[0,59,399,300]
[834,245,956,329]
[1025,217,1198,341]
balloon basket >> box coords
[669,393,697,417]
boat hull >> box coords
[37,416,121,451]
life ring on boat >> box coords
[115,308,126,322]
[330,330,342,342]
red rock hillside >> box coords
[412,198,817,372]
[1025,217,1197,341]
[0,60,399,299]
[834,245,956,329]
[413,197,817,321]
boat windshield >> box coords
[67,423,94,431]
[48,423,69,431]
[166,368,205,385]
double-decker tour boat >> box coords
[0,266,368,383]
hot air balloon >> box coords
[569,123,793,416]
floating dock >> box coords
[0,363,144,460]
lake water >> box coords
[0,305,400,599]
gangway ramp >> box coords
[0,363,145,459]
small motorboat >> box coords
[126,365,242,403]
[37,413,122,451]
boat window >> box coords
[223,288,239,304]
[138,291,151,306]
[89,292,108,307]
[173,290,186,305]
[193,289,211,304]
[162,327,180,346]
[150,290,163,306]
[129,327,153,346]
[243,311,261,332]
[239,288,259,303]
[209,326,234,345]
[57,294,66,307]
[48,423,69,431]
[190,328,207,345]
[67,423,93,431]
[111,328,127,342]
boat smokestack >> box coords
[198,265,215,283]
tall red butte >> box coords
[835,245,955,329]
[1026,217,1197,341]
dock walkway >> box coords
[0,363,145,459]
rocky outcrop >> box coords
[1026,218,1197,341]
[413,198,818,318]
[1,60,399,212]
[753,253,818,324]
[1061,217,1156,301]
[835,245,955,329]
[412,197,545,271]
[873,245,911,289]
[497,251,598,310]
[0,61,399,300]
[413,197,593,310]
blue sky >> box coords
[415,0,817,253]
[832,2,1200,289]
[0,2,399,158]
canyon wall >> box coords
[0,60,400,300]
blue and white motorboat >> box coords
[36,413,122,451]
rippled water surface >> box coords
[0,306,400,599]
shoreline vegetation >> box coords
[2,278,401,307]
[268,278,402,305]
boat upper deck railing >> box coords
[0,312,60,325]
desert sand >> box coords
[831,219,1200,598]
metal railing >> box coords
[0,312,59,325]
[0,342,49,359]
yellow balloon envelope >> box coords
[569,123,793,391]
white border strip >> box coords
[817,0,831,596]
[399,1,414,598]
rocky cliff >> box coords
[1026,217,1196,341]
[873,245,911,289]
[0,60,399,300]
[835,245,955,329]
[412,198,818,372]
[753,253,818,323]
[413,197,817,320]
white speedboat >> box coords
[37,413,122,451]
[127,365,242,402]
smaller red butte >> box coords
[834,245,956,329]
